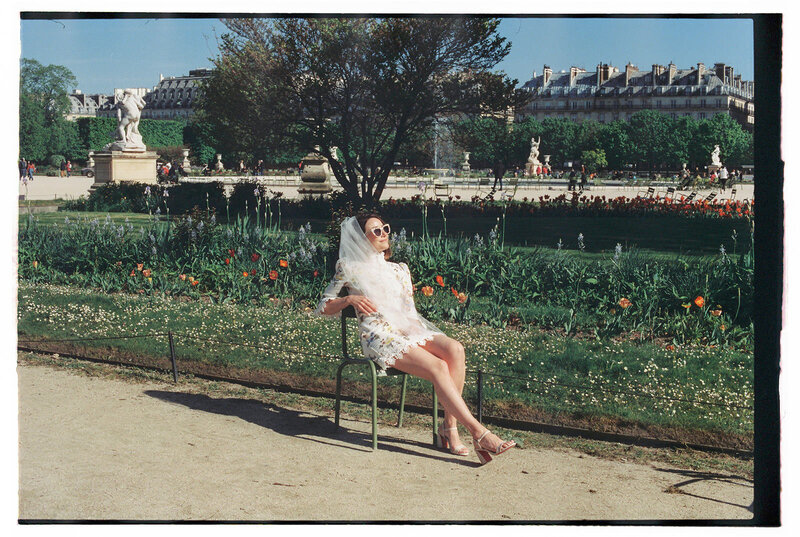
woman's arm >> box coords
[314,260,378,317]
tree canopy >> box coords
[199,17,525,205]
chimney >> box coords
[696,63,705,85]
[651,64,665,86]
[714,62,726,81]
[569,66,581,87]
[734,74,742,89]
[543,65,552,86]
[725,66,734,85]
[624,63,637,86]
[668,62,677,85]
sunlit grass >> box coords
[18,281,753,437]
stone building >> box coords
[140,68,212,120]
[67,68,212,121]
[518,62,754,130]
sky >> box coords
[19,15,754,95]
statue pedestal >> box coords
[298,151,333,195]
[90,150,158,191]
[707,165,721,175]
[526,161,541,176]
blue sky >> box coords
[19,16,754,95]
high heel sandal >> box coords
[436,427,470,456]
[472,429,516,465]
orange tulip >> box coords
[618,297,632,309]
[130,270,135,277]
[666,344,675,351]
[188,276,195,283]
[313,270,319,278]
[279,259,288,268]
[225,258,230,265]
[457,292,467,303]
[436,275,444,287]
[269,270,278,280]
[720,324,726,331]
[192,280,200,286]
[710,309,722,317]
[451,287,458,297]
[142,269,151,277]
[694,296,705,308]
[422,286,434,297]
[179,274,186,281]
[33,260,38,269]
[243,271,249,277]
[137,263,143,271]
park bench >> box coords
[334,288,439,451]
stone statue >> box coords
[528,136,541,164]
[711,145,722,167]
[107,90,146,150]
[215,154,224,171]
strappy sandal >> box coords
[473,429,516,465]
[436,427,469,456]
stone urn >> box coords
[182,149,191,169]
[215,154,224,171]
[298,147,333,195]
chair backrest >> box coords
[647,187,655,194]
[685,192,696,202]
[667,187,675,193]
[705,192,716,202]
[434,184,449,197]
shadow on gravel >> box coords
[656,467,754,512]
[144,390,476,466]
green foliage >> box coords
[182,119,217,165]
[49,154,65,167]
[19,213,754,350]
[580,149,607,174]
[76,117,185,152]
[201,17,524,204]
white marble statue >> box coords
[711,144,722,167]
[104,90,146,151]
[528,136,541,164]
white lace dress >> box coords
[314,253,444,374]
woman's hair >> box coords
[356,212,392,260]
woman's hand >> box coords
[347,295,378,315]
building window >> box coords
[670,99,677,109]
[700,99,706,108]
[716,99,723,108]
[598,113,605,122]
[656,100,661,108]
[699,113,706,119]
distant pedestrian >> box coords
[59,160,66,177]
[66,160,72,177]
[19,157,27,180]
[580,171,587,191]
[27,161,35,181]
[568,170,577,191]
[718,165,729,190]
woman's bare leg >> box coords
[420,335,466,445]
[392,343,508,451]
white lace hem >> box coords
[376,329,442,371]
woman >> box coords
[315,214,515,464]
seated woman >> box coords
[315,213,515,465]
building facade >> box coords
[68,68,212,121]
[518,62,754,130]
[141,68,212,120]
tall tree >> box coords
[199,17,523,205]
[19,58,82,162]
[451,116,528,182]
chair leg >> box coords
[334,362,347,427]
[432,384,439,446]
[368,361,378,451]
[397,373,408,428]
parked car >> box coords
[81,167,95,178]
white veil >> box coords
[338,216,432,335]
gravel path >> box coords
[18,362,753,521]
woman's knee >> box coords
[446,339,466,364]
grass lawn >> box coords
[17,281,753,446]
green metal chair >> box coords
[334,289,439,450]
